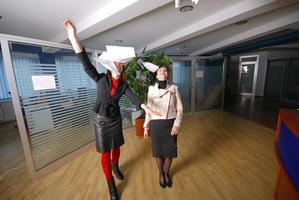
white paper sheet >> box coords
[106,45,135,63]
[143,62,159,72]
[32,75,56,90]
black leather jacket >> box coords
[77,49,143,118]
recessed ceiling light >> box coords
[179,5,193,12]
[176,45,187,51]
[235,20,248,25]
[115,39,123,43]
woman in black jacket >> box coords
[63,19,156,200]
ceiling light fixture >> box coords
[235,20,248,25]
[115,39,123,43]
[180,5,193,12]
[175,0,199,12]
[176,45,187,51]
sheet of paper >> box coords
[32,75,56,90]
[143,62,159,72]
[93,51,120,75]
[196,70,204,78]
[106,45,135,63]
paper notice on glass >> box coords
[32,75,56,90]
[196,70,204,78]
[106,45,135,63]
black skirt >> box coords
[93,114,124,153]
[150,119,177,158]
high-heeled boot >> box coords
[107,178,119,200]
[112,162,124,180]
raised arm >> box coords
[63,19,83,53]
[63,19,103,82]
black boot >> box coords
[107,178,119,200]
[112,162,124,180]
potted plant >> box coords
[125,52,171,136]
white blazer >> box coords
[143,83,183,128]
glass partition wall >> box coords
[195,58,225,111]
[0,35,135,179]
[9,42,98,171]
[172,57,226,114]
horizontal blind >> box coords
[11,50,96,170]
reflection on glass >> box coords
[6,42,135,170]
[0,44,11,100]
[195,59,223,111]
[8,42,98,169]
[172,60,191,113]
[240,64,255,94]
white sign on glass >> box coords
[196,70,204,78]
[32,75,56,90]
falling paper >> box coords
[143,62,159,72]
[92,51,120,75]
[32,75,56,90]
[106,45,135,63]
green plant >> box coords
[125,52,172,102]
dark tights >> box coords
[156,157,173,182]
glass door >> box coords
[195,58,225,111]
[172,56,225,113]
[239,55,259,96]
[172,59,192,113]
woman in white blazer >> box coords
[144,66,183,188]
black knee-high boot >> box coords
[107,178,119,200]
[112,162,124,180]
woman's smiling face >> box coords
[156,67,168,81]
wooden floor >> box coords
[0,111,278,200]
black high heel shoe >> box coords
[112,162,124,180]
[159,172,166,188]
[165,173,172,188]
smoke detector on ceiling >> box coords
[175,0,199,12]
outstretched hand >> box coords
[63,19,77,37]
[62,19,82,53]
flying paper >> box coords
[92,51,120,75]
[106,45,135,63]
[93,45,136,75]
[143,62,159,72]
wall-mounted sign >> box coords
[32,75,56,90]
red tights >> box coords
[101,147,120,181]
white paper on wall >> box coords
[196,70,204,78]
[32,75,56,90]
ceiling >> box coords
[0,0,299,56]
